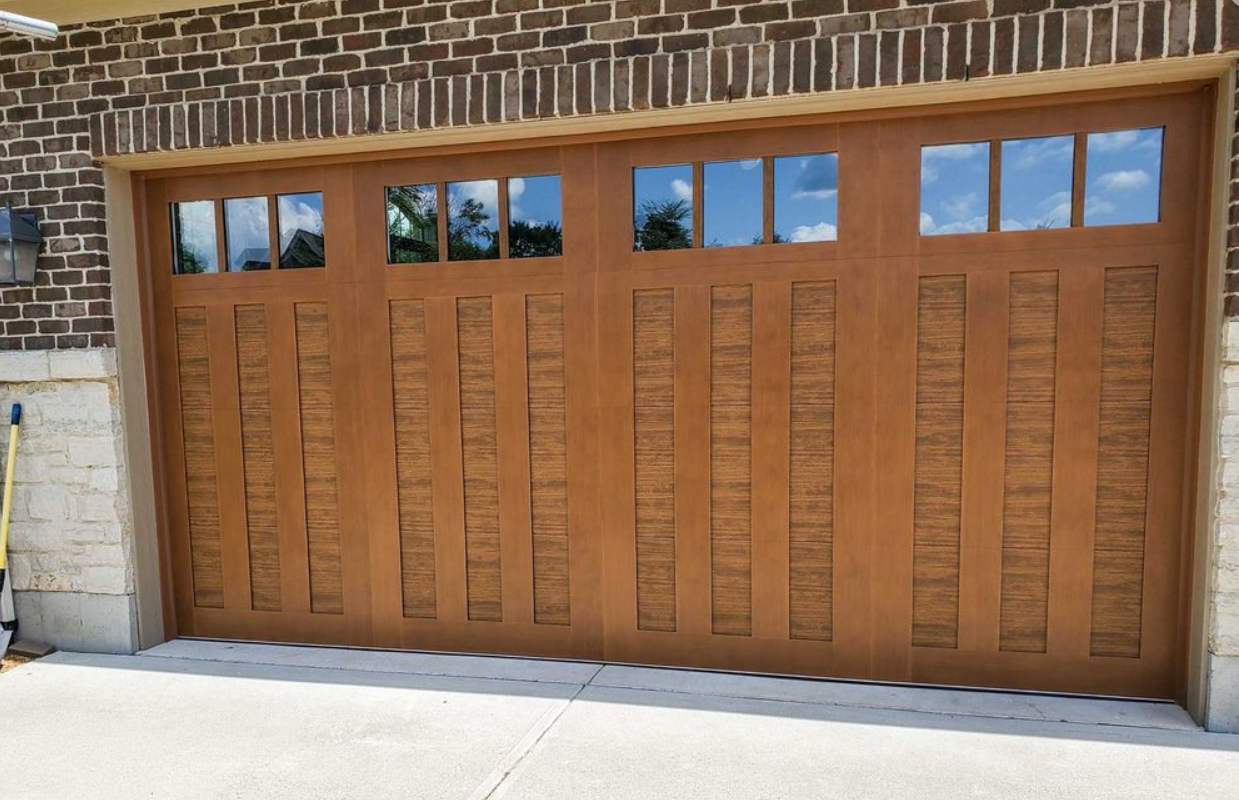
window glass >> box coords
[447,179,500,261]
[277,192,325,269]
[387,184,439,264]
[703,159,763,247]
[774,153,838,243]
[224,196,270,272]
[1084,127,1163,226]
[509,175,563,258]
[999,136,1074,231]
[920,142,990,236]
[171,200,218,274]
[633,164,692,251]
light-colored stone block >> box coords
[11,591,138,654]
[1,351,50,382]
[47,348,117,380]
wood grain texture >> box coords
[789,282,835,642]
[913,276,966,649]
[634,288,676,632]
[295,302,344,615]
[175,306,224,609]
[457,296,503,622]
[1091,266,1157,659]
[1000,272,1058,653]
[390,300,437,619]
[235,304,281,612]
[711,285,752,637]
[527,294,570,626]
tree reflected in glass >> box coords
[387,184,438,263]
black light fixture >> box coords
[0,204,43,286]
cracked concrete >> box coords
[0,640,1235,799]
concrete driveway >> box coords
[0,640,1235,799]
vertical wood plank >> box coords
[527,293,571,626]
[266,302,311,615]
[389,300,435,621]
[1000,271,1059,654]
[494,293,535,626]
[912,275,966,649]
[870,257,918,678]
[457,296,503,622]
[174,306,223,609]
[207,303,252,612]
[958,270,1008,654]
[634,288,677,632]
[711,284,753,637]
[424,297,468,624]
[1046,267,1104,657]
[675,284,712,637]
[751,281,790,640]
[235,304,281,612]
[789,282,836,643]
[294,301,344,615]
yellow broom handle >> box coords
[0,404,20,571]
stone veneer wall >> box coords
[0,350,137,653]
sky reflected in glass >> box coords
[277,192,325,268]
[634,164,692,251]
[999,136,1074,231]
[224,196,270,271]
[703,159,763,247]
[920,142,990,236]
[774,153,838,242]
[509,174,563,258]
[172,200,217,274]
[447,179,500,261]
[1084,127,1163,226]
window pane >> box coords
[703,159,763,247]
[509,174,563,258]
[171,200,218,274]
[1084,127,1163,226]
[387,184,439,263]
[633,164,692,251]
[774,153,838,243]
[224,196,270,272]
[447,179,500,261]
[277,191,325,269]
[920,142,990,236]
[999,136,1074,231]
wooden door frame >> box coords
[110,58,1234,721]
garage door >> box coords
[142,85,1209,698]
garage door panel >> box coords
[788,281,836,643]
[148,90,1206,698]
[174,305,224,611]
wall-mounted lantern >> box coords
[0,204,43,286]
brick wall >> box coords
[0,0,1237,350]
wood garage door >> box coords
[140,85,1211,699]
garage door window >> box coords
[920,142,991,235]
[224,196,271,272]
[634,164,693,251]
[1084,128,1164,226]
[508,174,563,258]
[171,200,218,274]
[387,184,439,264]
[276,192,326,269]
[999,136,1074,231]
[920,127,1165,236]
[773,153,838,242]
[704,159,764,248]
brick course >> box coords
[0,0,1235,349]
